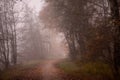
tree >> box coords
[40,0,120,79]
[18,5,48,62]
[108,0,120,79]
[40,0,94,59]
[0,0,18,69]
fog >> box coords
[0,0,119,80]
[16,0,68,63]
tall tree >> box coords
[108,0,120,79]
[0,0,19,69]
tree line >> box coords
[0,0,18,69]
[40,0,120,79]
[18,4,49,62]
[0,0,49,70]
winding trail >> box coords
[12,59,64,80]
[41,59,62,80]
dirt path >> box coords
[7,59,63,80]
[41,60,62,80]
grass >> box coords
[58,60,81,76]
[0,66,25,80]
[57,59,114,80]
[79,62,113,77]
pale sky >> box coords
[28,0,45,13]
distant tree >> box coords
[18,5,48,61]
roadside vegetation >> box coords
[57,59,116,80]
[0,61,42,80]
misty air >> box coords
[0,0,120,80]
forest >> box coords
[0,0,120,80]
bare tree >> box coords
[0,0,19,69]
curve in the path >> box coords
[41,60,62,80]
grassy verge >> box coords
[0,60,42,80]
[57,59,114,80]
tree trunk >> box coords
[108,0,120,79]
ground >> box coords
[0,59,64,80]
[0,59,115,80]
[41,60,63,80]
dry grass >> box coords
[0,60,43,80]
[57,59,114,80]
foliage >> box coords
[58,60,114,80]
